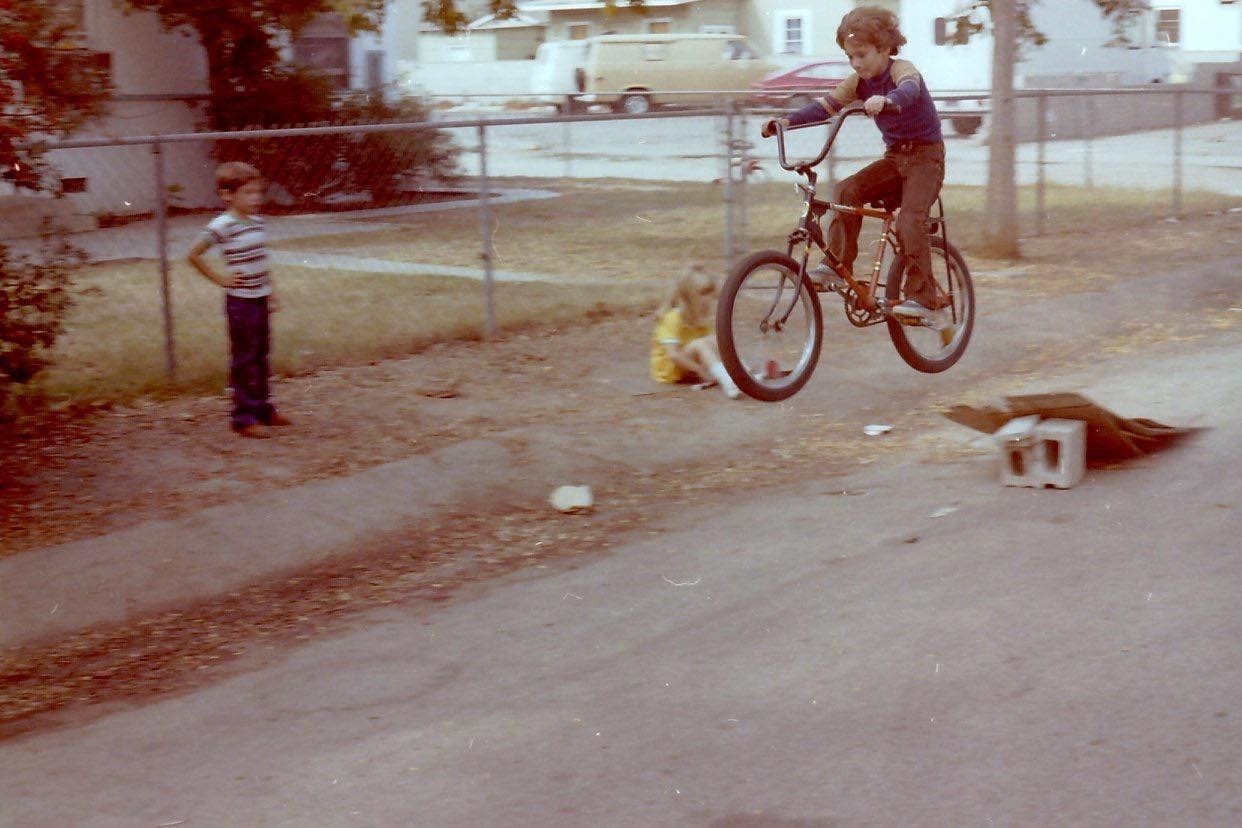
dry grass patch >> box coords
[23,178,1240,406]
[36,258,661,403]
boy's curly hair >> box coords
[215,161,263,194]
[836,6,907,55]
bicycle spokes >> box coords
[717,252,823,402]
[885,239,975,374]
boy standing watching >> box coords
[187,162,291,438]
[761,6,946,320]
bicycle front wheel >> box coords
[885,238,975,373]
[716,250,824,402]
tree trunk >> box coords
[984,0,1020,257]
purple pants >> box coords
[827,140,946,307]
[225,294,275,430]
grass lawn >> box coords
[25,178,1240,405]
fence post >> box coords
[736,103,748,258]
[1083,95,1093,189]
[723,106,736,265]
[1172,88,1184,218]
[1036,93,1047,236]
[152,140,175,380]
[562,117,573,179]
[477,123,496,338]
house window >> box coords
[51,49,112,87]
[1155,8,1180,45]
[725,40,757,60]
[567,23,590,40]
[51,0,88,44]
[444,41,472,62]
[366,50,384,90]
[775,11,812,56]
[293,37,350,89]
[647,19,672,34]
[699,25,737,35]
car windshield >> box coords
[798,63,849,80]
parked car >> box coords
[749,60,852,108]
[531,40,589,113]
[576,34,772,114]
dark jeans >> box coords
[225,294,275,430]
[827,140,946,307]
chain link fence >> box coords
[3,85,1236,403]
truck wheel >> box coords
[951,116,983,137]
[618,93,651,115]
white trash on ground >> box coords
[550,485,594,514]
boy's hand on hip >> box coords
[216,272,241,288]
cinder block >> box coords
[995,415,1043,488]
[994,416,1086,489]
[1034,418,1086,489]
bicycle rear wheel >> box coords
[885,238,975,373]
[716,250,823,402]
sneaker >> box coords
[889,298,933,320]
[267,412,293,427]
[236,423,273,439]
[808,262,847,292]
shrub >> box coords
[212,72,460,207]
[335,92,461,199]
[0,226,83,416]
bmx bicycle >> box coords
[715,103,975,402]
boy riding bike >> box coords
[760,6,946,321]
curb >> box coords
[0,432,618,651]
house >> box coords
[742,0,896,67]
[514,0,893,63]
[19,1,411,222]
[396,0,882,101]
[415,13,549,63]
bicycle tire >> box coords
[716,250,824,402]
[884,238,975,373]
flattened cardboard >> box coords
[944,392,1197,465]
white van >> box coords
[531,40,589,113]
[576,33,772,114]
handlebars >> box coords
[770,101,897,173]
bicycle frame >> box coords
[772,105,952,327]
[716,106,976,400]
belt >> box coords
[888,139,941,153]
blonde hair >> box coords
[836,6,907,55]
[658,264,717,328]
[215,161,263,194]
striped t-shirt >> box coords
[202,211,271,298]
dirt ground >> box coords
[1,207,1239,559]
[1,208,1239,735]
[0,313,654,556]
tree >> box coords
[1,0,113,188]
[119,0,389,128]
[1,1,111,415]
[953,0,1151,256]
[984,0,1019,257]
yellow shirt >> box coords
[650,308,711,383]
